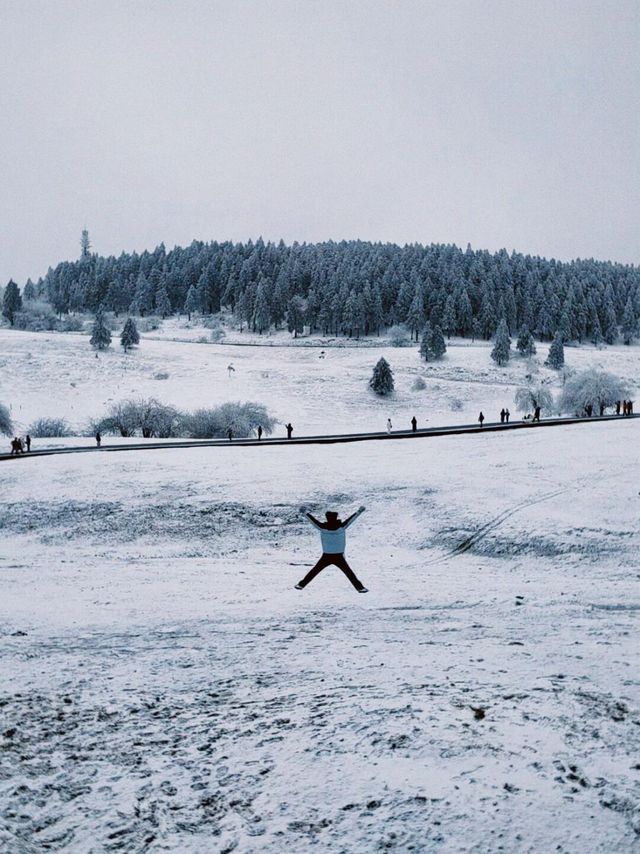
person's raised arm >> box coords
[301,507,322,529]
[342,506,366,528]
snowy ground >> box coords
[1,325,639,851]
[1,415,639,851]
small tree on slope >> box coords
[90,308,112,351]
[120,318,140,352]
[369,357,394,396]
[545,332,564,369]
[491,318,511,366]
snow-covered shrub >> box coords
[60,315,84,332]
[154,371,169,380]
[388,325,411,347]
[136,316,161,332]
[412,376,426,391]
[449,397,464,411]
[558,368,629,416]
[93,398,179,438]
[514,384,554,414]
[0,403,12,436]
[13,302,57,331]
[28,417,73,437]
[178,402,275,439]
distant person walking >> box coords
[599,402,605,417]
[25,435,31,452]
[386,418,393,434]
[500,408,505,424]
[295,507,368,592]
[616,400,621,415]
[411,416,417,432]
[478,412,485,428]
[227,427,233,442]
[95,431,101,447]
[10,437,23,455]
[505,408,510,423]
[532,406,541,423]
[629,400,634,416]
[227,364,235,378]
[286,423,293,439]
[257,425,263,440]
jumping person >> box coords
[295,507,368,592]
[286,423,293,439]
[411,416,417,432]
[478,411,485,427]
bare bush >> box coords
[179,402,276,439]
[449,397,464,411]
[28,418,73,438]
[412,376,426,391]
[154,371,170,380]
[514,384,554,413]
[13,303,58,332]
[136,316,162,333]
[93,398,179,438]
[0,403,13,436]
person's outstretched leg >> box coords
[333,555,367,592]
[296,554,332,589]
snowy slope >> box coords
[1,419,639,852]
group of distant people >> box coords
[9,435,31,454]
[615,400,634,416]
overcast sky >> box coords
[1,0,639,284]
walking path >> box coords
[1,414,636,462]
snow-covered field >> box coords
[1,322,638,440]
[1,326,639,852]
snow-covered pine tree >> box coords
[621,296,636,345]
[184,284,199,321]
[90,307,112,350]
[491,318,511,366]
[155,285,172,319]
[419,322,433,361]
[369,357,394,396]
[516,326,536,357]
[120,317,140,352]
[253,281,271,334]
[2,280,22,326]
[23,279,36,301]
[429,324,447,359]
[545,332,565,369]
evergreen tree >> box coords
[419,322,434,361]
[184,284,199,321]
[621,296,636,345]
[491,318,511,366]
[23,279,36,301]
[545,332,565,369]
[120,318,140,352]
[369,357,394,396]
[80,228,91,260]
[253,281,271,333]
[155,285,172,318]
[287,295,305,337]
[516,326,536,357]
[429,324,447,359]
[90,308,112,350]
[441,294,457,339]
[2,280,22,326]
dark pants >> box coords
[297,553,365,591]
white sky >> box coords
[1,0,639,284]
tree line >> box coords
[5,236,640,344]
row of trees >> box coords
[7,235,640,345]
[90,310,140,352]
